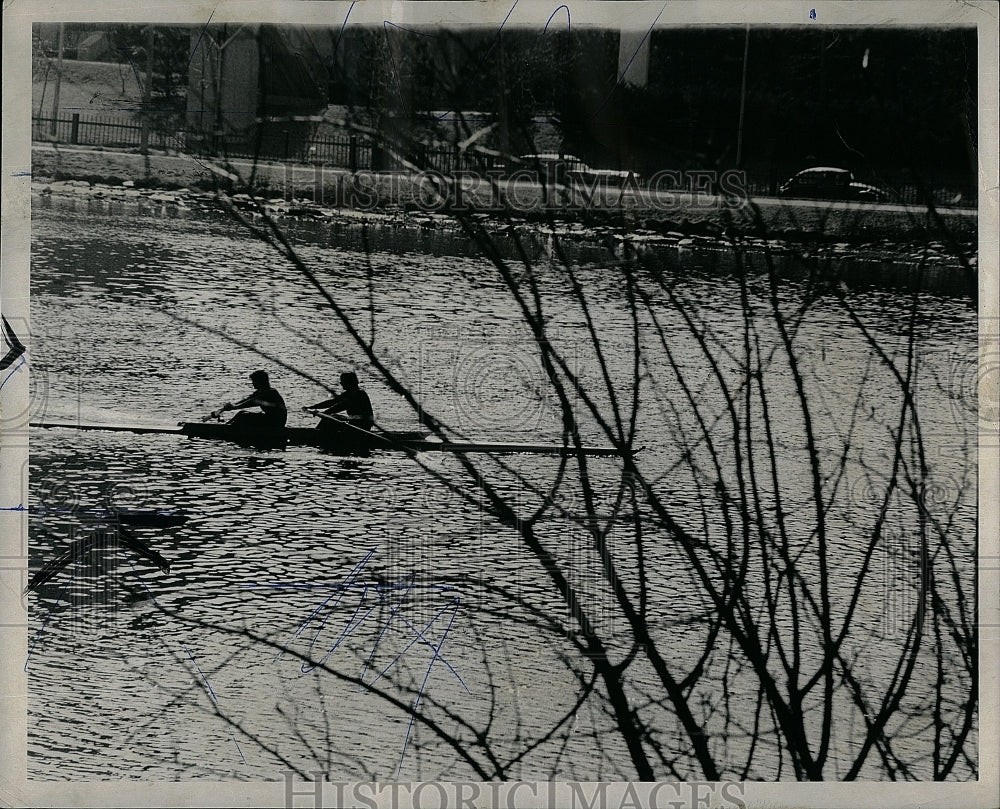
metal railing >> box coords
[32,114,180,151]
[32,114,516,176]
[32,113,977,209]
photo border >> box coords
[2,2,997,806]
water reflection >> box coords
[27,197,978,781]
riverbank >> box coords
[31,143,978,270]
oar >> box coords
[303,408,402,448]
[119,526,172,574]
[23,525,171,595]
[200,404,230,422]
[24,533,97,594]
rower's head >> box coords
[250,370,270,390]
[340,371,360,390]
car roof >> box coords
[794,167,851,175]
[520,153,583,161]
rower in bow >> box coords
[305,371,374,434]
[213,370,288,432]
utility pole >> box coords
[141,25,154,152]
[736,24,750,168]
[216,26,226,138]
[49,23,64,136]
[498,33,509,160]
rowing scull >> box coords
[29,420,625,457]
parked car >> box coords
[517,153,640,187]
[778,167,890,202]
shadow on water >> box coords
[325,459,367,477]
[26,195,978,781]
[35,195,974,299]
[244,456,285,469]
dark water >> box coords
[26,195,977,781]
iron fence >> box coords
[31,113,977,209]
[32,114,180,151]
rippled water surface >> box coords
[27,196,977,781]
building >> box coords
[186,25,330,157]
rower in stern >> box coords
[305,371,374,434]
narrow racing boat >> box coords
[179,420,429,453]
[31,420,626,457]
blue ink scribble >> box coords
[588,1,667,122]
[495,0,520,39]
[185,645,220,704]
[396,595,462,774]
[256,548,469,773]
[271,548,378,667]
[128,559,245,764]
[426,0,520,124]
[186,9,217,71]
[0,356,26,392]
[24,582,70,671]
[363,585,467,692]
[1,315,27,371]
[26,545,245,765]
[184,643,247,763]
[334,2,357,60]
[544,5,571,34]
[382,21,441,115]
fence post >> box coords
[349,136,358,173]
[70,114,80,145]
[50,24,65,137]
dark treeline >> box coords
[606,27,977,176]
[329,25,976,185]
[37,23,977,187]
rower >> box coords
[305,371,374,434]
[213,370,288,430]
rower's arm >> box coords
[326,392,373,422]
[306,392,346,411]
[225,394,258,411]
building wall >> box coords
[618,30,650,88]
[186,26,261,138]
